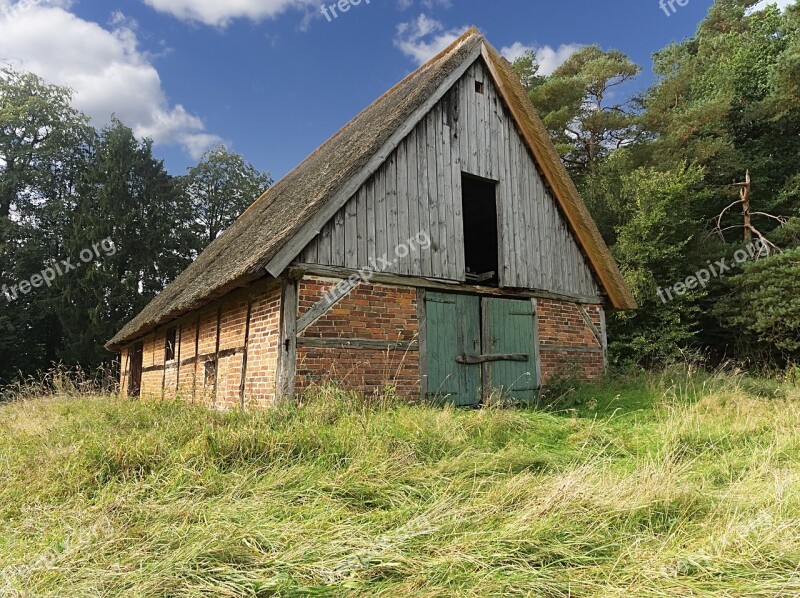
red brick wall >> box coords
[177,319,198,400]
[242,287,282,409]
[295,277,420,399]
[120,283,282,409]
[537,299,606,382]
[118,277,607,407]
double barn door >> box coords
[424,292,540,406]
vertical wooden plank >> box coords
[318,219,332,266]
[450,90,466,282]
[276,277,298,401]
[175,324,182,395]
[461,73,473,175]
[476,65,487,177]
[386,154,399,273]
[599,306,609,374]
[512,133,526,288]
[530,172,545,290]
[397,139,410,275]
[356,186,367,268]
[332,207,346,267]
[366,176,377,264]
[497,107,513,287]
[416,121,433,277]
[489,82,501,180]
[375,164,388,265]
[345,192,358,269]
[407,128,421,276]
[425,114,441,277]
[435,106,450,279]
[521,142,535,289]
[532,298,543,390]
[441,110,457,281]
[238,298,253,409]
[192,316,200,404]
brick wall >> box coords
[537,299,606,382]
[120,283,282,409]
[117,277,607,407]
[177,319,198,400]
[242,287,282,409]
[295,277,420,399]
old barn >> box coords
[107,29,636,408]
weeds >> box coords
[1,368,799,596]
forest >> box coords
[1,0,798,386]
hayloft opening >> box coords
[461,173,499,286]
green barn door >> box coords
[482,298,540,404]
[425,292,482,406]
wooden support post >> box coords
[277,277,299,401]
[417,289,428,402]
[239,298,253,410]
[192,317,200,404]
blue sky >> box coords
[1,0,787,180]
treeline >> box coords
[514,0,800,368]
[0,68,272,385]
[2,0,798,386]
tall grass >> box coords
[1,370,800,596]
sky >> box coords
[0,0,794,180]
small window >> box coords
[475,80,485,94]
[164,326,177,362]
[204,359,217,387]
[461,173,499,286]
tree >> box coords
[182,147,272,249]
[717,247,800,360]
[0,67,92,220]
[0,68,93,383]
[607,164,706,366]
[518,46,641,181]
[59,120,194,367]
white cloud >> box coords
[0,0,221,158]
[501,42,583,76]
[140,0,317,28]
[396,0,451,10]
[394,14,468,65]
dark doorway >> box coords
[129,342,143,398]
[461,173,499,286]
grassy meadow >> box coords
[1,369,800,596]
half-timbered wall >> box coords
[299,59,601,299]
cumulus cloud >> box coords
[140,0,317,27]
[394,14,468,65]
[0,0,222,158]
[500,42,583,76]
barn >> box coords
[106,28,636,409]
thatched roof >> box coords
[107,28,634,352]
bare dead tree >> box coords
[716,170,786,255]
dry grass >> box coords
[1,369,799,596]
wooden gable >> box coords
[297,59,601,300]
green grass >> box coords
[2,370,800,596]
